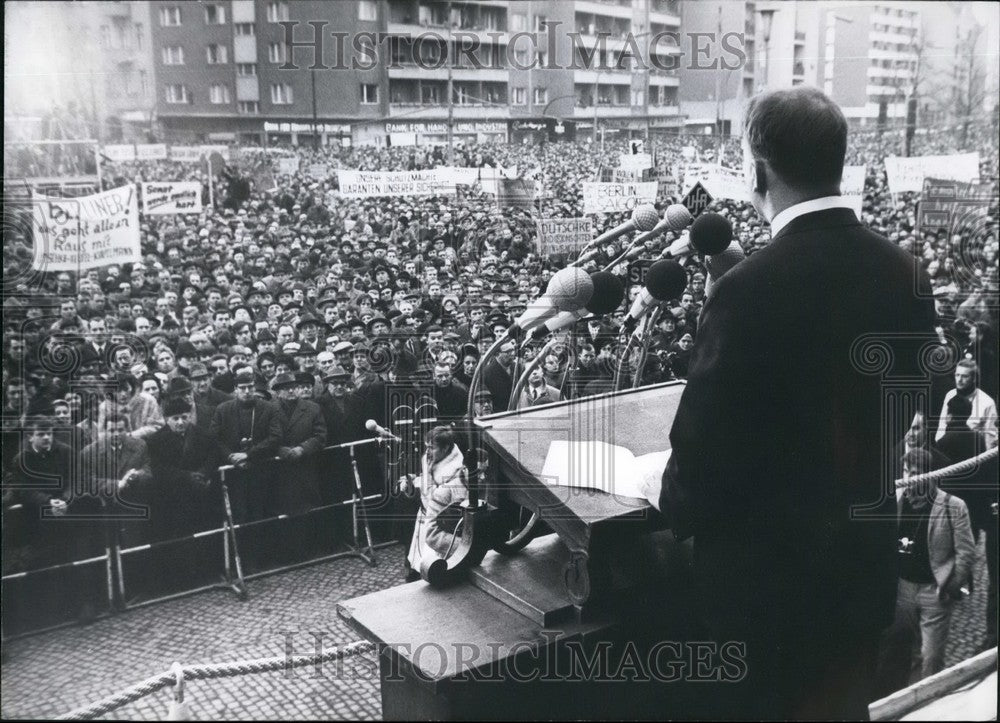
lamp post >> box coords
[759,8,776,93]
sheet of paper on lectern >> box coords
[540,440,670,502]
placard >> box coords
[582,181,658,214]
[537,218,594,256]
[141,182,203,215]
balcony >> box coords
[388,104,506,119]
[793,61,805,77]
[794,30,805,44]
[387,66,508,82]
[575,1,632,21]
[574,68,633,85]
[573,104,637,119]
[648,73,680,86]
[386,22,510,45]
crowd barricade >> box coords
[2,438,399,636]
[113,437,395,610]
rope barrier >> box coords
[894,445,998,489]
[57,640,377,720]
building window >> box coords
[164,84,191,104]
[237,63,258,76]
[135,23,143,49]
[160,6,181,26]
[139,69,148,95]
[271,83,294,104]
[360,84,379,104]
[268,42,286,64]
[209,84,231,104]
[421,85,440,104]
[204,5,226,24]
[266,1,289,23]
[533,87,548,105]
[534,14,547,32]
[536,50,547,67]
[510,13,527,31]
[234,22,255,36]
[206,44,228,64]
[162,46,185,65]
[238,101,260,114]
[512,87,526,105]
[358,0,377,21]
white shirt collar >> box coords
[768,196,857,237]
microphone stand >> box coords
[613,307,660,391]
[632,306,663,389]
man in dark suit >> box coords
[658,88,936,719]
[271,372,327,516]
[210,368,282,528]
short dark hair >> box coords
[743,87,847,189]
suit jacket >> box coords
[517,383,562,409]
[661,208,936,651]
[482,359,514,412]
[274,398,327,513]
[896,489,976,595]
[210,398,282,464]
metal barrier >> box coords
[2,437,399,634]
[114,437,390,608]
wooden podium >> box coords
[337,383,698,720]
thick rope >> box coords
[894,446,998,489]
[58,640,377,720]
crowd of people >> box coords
[2,123,998,671]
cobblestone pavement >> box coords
[1,539,993,720]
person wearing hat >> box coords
[188,362,232,415]
[295,312,327,354]
[209,368,282,566]
[140,396,218,546]
[270,371,327,522]
[331,340,355,372]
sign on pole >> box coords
[141,182,203,215]
[582,181,658,214]
[537,218,594,256]
[681,182,714,216]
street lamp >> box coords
[759,8,776,92]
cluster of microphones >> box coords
[510,203,743,345]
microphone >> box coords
[633,204,693,246]
[663,212,733,259]
[590,204,660,248]
[706,241,746,285]
[622,260,687,331]
[523,272,625,345]
[509,267,593,332]
[366,419,400,441]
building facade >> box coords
[148,0,686,146]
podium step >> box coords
[469,534,577,626]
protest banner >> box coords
[278,157,299,175]
[31,185,140,271]
[537,218,594,256]
[497,178,537,209]
[433,166,481,187]
[337,169,456,197]
[307,163,329,179]
[141,182,203,215]
[135,143,169,161]
[477,166,518,194]
[916,177,996,236]
[169,146,204,163]
[884,153,980,194]
[840,165,867,216]
[582,181,658,214]
[619,153,652,172]
[102,144,136,162]
[682,164,749,203]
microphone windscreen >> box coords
[664,203,693,231]
[546,267,594,311]
[690,213,734,255]
[365,419,377,431]
[706,241,746,281]
[645,260,688,301]
[630,204,660,232]
[585,272,625,315]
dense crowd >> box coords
[2,124,998,662]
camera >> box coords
[897,536,914,555]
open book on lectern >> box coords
[540,440,670,504]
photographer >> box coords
[397,426,468,583]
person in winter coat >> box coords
[398,426,468,582]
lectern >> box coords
[338,382,698,720]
